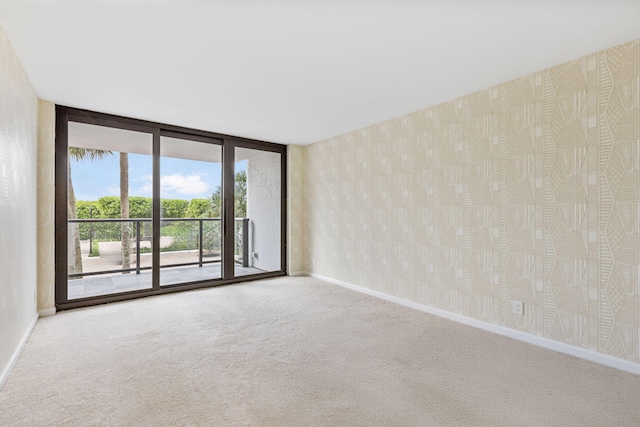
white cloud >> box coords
[161,173,210,197]
[138,173,212,198]
[162,173,210,196]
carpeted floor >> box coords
[1,276,639,426]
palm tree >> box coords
[68,148,113,276]
[120,153,130,273]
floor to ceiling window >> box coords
[55,107,287,310]
[65,122,154,300]
[158,134,224,287]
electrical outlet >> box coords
[512,300,524,315]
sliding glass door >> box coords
[56,107,286,310]
[159,134,222,286]
[66,122,154,300]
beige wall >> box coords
[287,145,306,274]
[0,24,39,385]
[298,40,640,364]
[37,100,55,313]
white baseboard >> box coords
[304,272,640,376]
[0,313,39,391]
[288,271,307,277]
[38,307,56,317]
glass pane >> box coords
[159,136,222,286]
[234,147,281,277]
[67,122,153,299]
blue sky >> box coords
[71,153,246,201]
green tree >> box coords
[208,170,247,218]
[209,187,222,217]
[161,199,190,218]
[234,170,247,218]
[186,198,213,218]
[129,196,153,218]
[68,148,113,276]
[97,196,153,218]
[76,201,101,240]
[97,196,120,218]
[206,171,247,258]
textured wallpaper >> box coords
[287,145,306,274]
[37,100,55,312]
[0,24,38,381]
[300,40,640,363]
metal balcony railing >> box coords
[68,217,249,278]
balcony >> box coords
[68,217,263,299]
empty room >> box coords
[2,1,640,425]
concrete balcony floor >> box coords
[69,242,267,300]
[68,263,263,300]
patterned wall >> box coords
[37,100,55,312]
[287,145,306,274]
[0,24,38,380]
[300,40,640,363]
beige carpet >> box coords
[1,276,639,426]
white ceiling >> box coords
[2,1,640,145]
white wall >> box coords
[0,24,39,388]
[246,152,281,271]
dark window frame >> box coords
[55,106,287,311]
